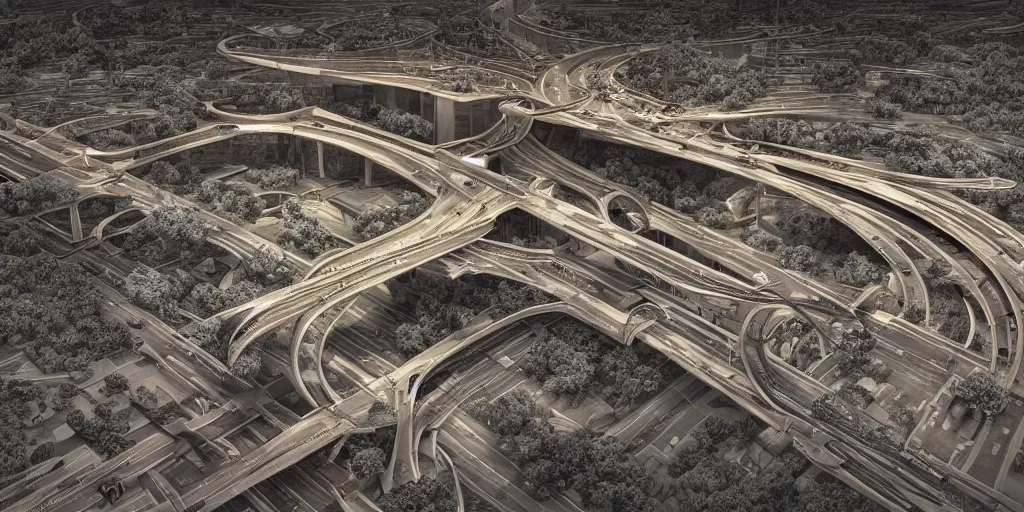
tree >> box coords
[51,383,79,411]
[378,478,457,512]
[230,350,262,380]
[245,245,286,284]
[351,447,386,479]
[144,160,202,195]
[776,245,818,273]
[191,179,265,224]
[29,442,53,465]
[134,385,158,410]
[367,400,397,424]
[811,60,861,93]
[122,267,193,321]
[694,206,731,229]
[278,198,337,257]
[870,100,903,120]
[470,389,537,437]
[735,417,762,443]
[833,252,885,287]
[903,301,925,325]
[244,165,299,190]
[668,442,707,477]
[955,371,1008,415]
[122,206,209,265]
[101,373,129,396]
[351,191,431,242]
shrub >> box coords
[811,60,861,93]
[955,371,1008,415]
[101,373,129,396]
[244,165,299,190]
[870,100,903,120]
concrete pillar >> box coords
[384,87,397,109]
[364,157,373,187]
[419,92,426,117]
[70,205,83,242]
[317,141,325,179]
[296,138,306,179]
[434,97,456,144]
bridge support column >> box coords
[70,206,83,242]
[317,141,325,179]
[384,86,397,109]
[434,97,456,144]
[364,157,373,187]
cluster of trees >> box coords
[78,4,192,40]
[471,390,656,512]
[278,198,339,257]
[744,118,1020,191]
[568,141,745,228]
[121,206,210,267]
[66,402,133,458]
[192,179,266,224]
[146,160,266,223]
[340,420,394,480]
[122,267,196,323]
[857,33,936,66]
[834,328,885,381]
[665,411,883,512]
[743,118,874,157]
[81,129,136,150]
[437,69,485,93]
[875,43,1024,136]
[0,172,79,216]
[0,15,87,93]
[741,229,884,288]
[101,373,130,396]
[326,17,421,51]
[180,317,264,379]
[244,245,289,285]
[123,262,268,323]
[378,478,457,512]
[740,208,888,287]
[0,378,50,478]
[387,272,552,356]
[112,72,203,139]
[520,319,666,408]
[914,258,971,342]
[811,60,861,93]
[351,191,430,242]
[435,15,519,60]
[328,101,433,143]
[537,1,748,43]
[774,318,822,371]
[184,280,263,318]
[744,117,1024,235]
[244,165,299,190]
[668,415,761,477]
[145,160,204,195]
[618,43,774,109]
[230,83,305,115]
[954,371,1008,416]
[0,240,134,377]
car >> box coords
[127,316,144,329]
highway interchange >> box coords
[2,1,1024,511]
